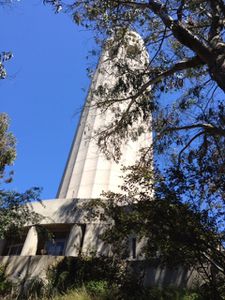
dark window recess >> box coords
[43,231,68,255]
[132,238,136,259]
[6,244,23,256]
[79,224,86,255]
[3,230,28,256]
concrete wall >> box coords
[28,198,105,225]
[64,224,83,256]
[0,256,63,280]
[0,256,200,289]
[82,223,111,256]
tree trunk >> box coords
[210,53,225,93]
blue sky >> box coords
[1,1,94,199]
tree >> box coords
[96,162,224,299]
[0,52,13,80]
[0,0,14,79]
[0,114,41,239]
[0,113,16,183]
[45,0,225,297]
[43,0,225,174]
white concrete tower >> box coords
[57,30,151,199]
[0,31,153,267]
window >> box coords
[44,238,65,256]
[36,225,71,256]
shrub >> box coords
[144,287,202,300]
[85,280,108,296]
[49,287,93,300]
[46,256,120,294]
[46,257,205,300]
[15,276,47,300]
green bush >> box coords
[85,280,108,296]
[144,287,202,300]
[46,256,120,294]
[16,276,46,300]
[48,286,202,300]
[49,286,102,300]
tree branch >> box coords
[149,26,167,66]
[216,0,225,19]
[177,0,186,21]
[203,252,225,274]
[122,0,213,64]
[161,123,225,137]
[178,131,205,165]
[208,0,221,41]
[131,55,203,101]
[95,56,204,108]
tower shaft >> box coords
[57,31,151,199]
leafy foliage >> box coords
[49,286,202,300]
[97,163,225,298]
[47,256,120,294]
[16,276,46,300]
[0,188,42,239]
[0,113,16,183]
[0,0,17,80]
[0,52,13,80]
[0,114,42,239]
[46,257,203,300]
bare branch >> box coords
[122,0,212,63]
[161,123,225,137]
[178,131,205,165]
[134,55,203,98]
[208,0,221,41]
[177,0,186,21]
[216,0,225,18]
[149,26,167,66]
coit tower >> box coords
[57,30,151,200]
